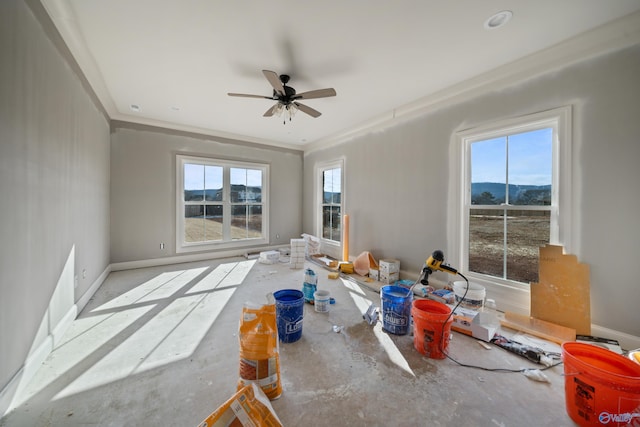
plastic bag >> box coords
[237,296,282,400]
[353,251,378,276]
[196,383,282,427]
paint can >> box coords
[411,299,453,359]
[380,285,412,335]
[273,289,304,343]
[314,290,331,313]
[561,342,640,427]
[452,281,485,311]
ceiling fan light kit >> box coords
[228,70,336,124]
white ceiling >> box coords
[41,0,640,150]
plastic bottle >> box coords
[483,298,500,329]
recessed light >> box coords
[484,10,513,30]
[130,104,140,112]
[170,106,180,111]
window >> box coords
[318,161,343,244]
[177,155,268,252]
[454,107,571,287]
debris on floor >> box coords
[196,383,282,427]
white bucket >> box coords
[314,290,331,313]
[453,281,485,311]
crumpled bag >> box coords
[353,251,378,276]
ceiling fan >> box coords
[228,70,336,123]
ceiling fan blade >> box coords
[294,101,321,118]
[262,70,285,96]
[228,93,272,99]
[293,88,336,100]
[263,103,280,117]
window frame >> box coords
[316,159,345,258]
[176,154,269,253]
[451,106,572,291]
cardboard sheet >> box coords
[530,245,591,335]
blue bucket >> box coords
[274,289,305,343]
[381,285,413,335]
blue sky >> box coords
[471,128,552,186]
[184,165,262,190]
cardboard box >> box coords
[450,306,497,342]
[379,271,399,284]
[259,251,279,264]
[379,259,400,274]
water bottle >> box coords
[483,298,500,329]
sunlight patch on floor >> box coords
[49,261,254,400]
[341,277,414,376]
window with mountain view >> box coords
[177,155,268,252]
[469,129,552,283]
[320,163,342,243]
[458,107,571,285]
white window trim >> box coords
[315,158,345,260]
[176,154,269,253]
[448,106,572,314]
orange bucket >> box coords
[411,299,452,359]
[562,342,640,426]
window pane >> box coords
[471,138,506,205]
[231,204,262,240]
[506,210,550,283]
[323,168,341,204]
[468,209,504,277]
[508,129,552,206]
[184,164,204,201]
[231,168,262,203]
[249,205,262,236]
[204,205,223,241]
[205,166,223,201]
[184,205,205,242]
[322,205,341,241]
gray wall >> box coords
[304,45,640,339]
[1,0,110,398]
[110,125,303,264]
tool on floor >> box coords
[364,303,379,325]
[490,334,559,367]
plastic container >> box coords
[562,342,640,427]
[302,282,317,304]
[452,281,485,311]
[380,285,412,335]
[314,290,331,313]
[273,289,304,343]
[412,299,453,359]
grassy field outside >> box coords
[468,213,550,284]
[184,217,262,242]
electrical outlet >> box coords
[74,275,78,288]
[276,234,280,239]
[160,243,165,250]
[82,269,86,279]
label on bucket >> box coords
[383,310,408,327]
[285,318,303,334]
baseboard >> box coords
[110,245,283,272]
[76,264,112,314]
[591,324,640,352]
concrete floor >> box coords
[0,256,576,426]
